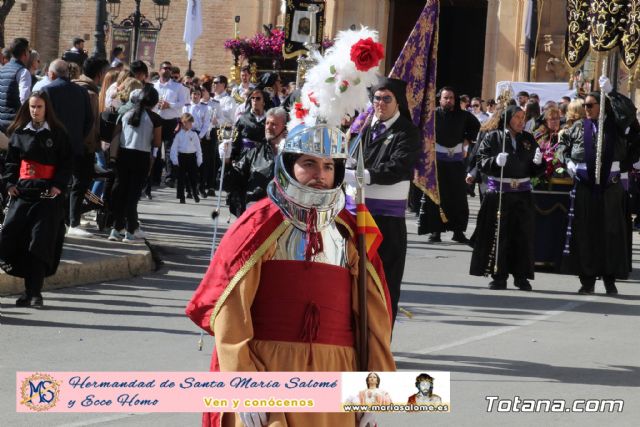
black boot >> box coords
[428,232,441,243]
[488,279,507,290]
[578,276,595,294]
[603,276,618,295]
[16,293,31,307]
[514,278,532,291]
[452,231,470,244]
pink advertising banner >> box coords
[17,371,451,413]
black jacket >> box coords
[361,114,421,185]
[478,129,545,179]
[42,78,93,157]
[3,126,72,192]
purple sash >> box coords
[486,177,532,193]
[242,138,257,149]
[436,151,464,162]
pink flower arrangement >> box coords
[224,29,334,60]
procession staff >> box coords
[469,105,545,290]
[0,91,72,307]
[558,78,640,295]
[186,124,395,427]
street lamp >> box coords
[106,0,171,62]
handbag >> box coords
[100,109,119,142]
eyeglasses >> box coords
[373,95,394,104]
[584,103,598,109]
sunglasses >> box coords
[213,81,221,84]
[471,104,480,107]
[250,97,263,100]
[584,103,598,109]
[161,66,172,70]
[373,95,394,104]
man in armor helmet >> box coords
[187,123,395,427]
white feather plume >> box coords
[290,27,383,130]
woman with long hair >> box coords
[0,91,72,307]
[108,85,161,243]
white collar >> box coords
[372,110,400,130]
[24,121,51,132]
[214,92,228,100]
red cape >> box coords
[185,198,392,427]
[186,198,392,334]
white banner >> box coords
[183,0,203,61]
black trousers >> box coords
[176,152,199,200]
[373,215,407,327]
[199,136,215,191]
[111,148,150,233]
[69,151,94,227]
[159,118,178,183]
[24,257,47,298]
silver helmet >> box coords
[267,123,347,231]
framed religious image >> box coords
[283,0,326,59]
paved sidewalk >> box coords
[0,225,155,297]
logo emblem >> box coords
[45,139,54,148]
[20,373,60,412]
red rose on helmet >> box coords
[350,38,385,72]
[294,102,308,119]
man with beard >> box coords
[469,106,544,290]
[418,86,480,243]
[186,123,394,427]
[153,61,189,187]
[225,107,287,207]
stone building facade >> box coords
[7,1,632,99]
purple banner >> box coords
[136,29,159,67]
[111,27,133,65]
[388,1,440,212]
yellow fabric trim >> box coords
[209,220,290,332]
[335,216,388,308]
[366,261,387,308]
[336,216,354,237]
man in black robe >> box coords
[418,86,480,243]
[558,82,640,295]
[344,77,421,326]
[469,105,545,290]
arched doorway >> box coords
[387,0,488,98]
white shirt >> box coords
[213,91,236,127]
[182,103,211,138]
[24,121,50,133]
[32,75,51,92]
[17,68,32,103]
[104,82,121,110]
[153,79,189,120]
[170,129,202,166]
[371,110,401,131]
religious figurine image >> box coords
[290,12,313,43]
[297,16,311,36]
[407,373,442,404]
[359,372,392,405]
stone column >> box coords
[481,0,500,100]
